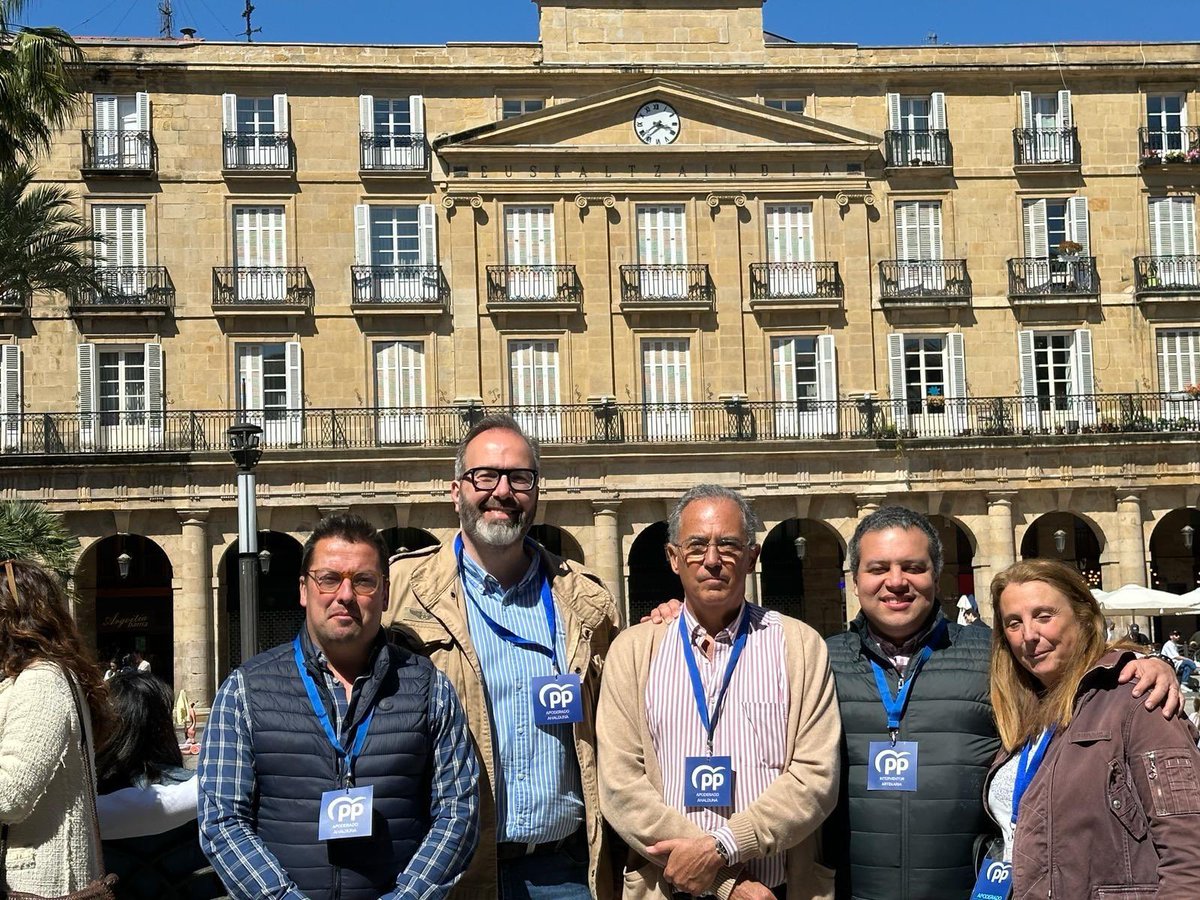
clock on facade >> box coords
[634,101,680,145]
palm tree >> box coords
[0,0,85,171]
[0,499,79,581]
[0,163,103,305]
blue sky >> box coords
[18,0,1200,45]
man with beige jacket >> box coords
[597,485,840,900]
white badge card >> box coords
[531,673,584,725]
[969,856,1013,900]
[684,755,734,807]
[318,785,374,840]
[866,740,919,791]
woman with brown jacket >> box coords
[984,559,1200,899]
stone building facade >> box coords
[5,0,1200,705]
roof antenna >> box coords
[926,32,939,45]
[159,0,174,38]
[240,1,262,42]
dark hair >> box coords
[667,484,763,545]
[847,506,944,580]
[300,513,389,574]
[454,413,541,479]
[95,671,182,793]
[0,559,112,747]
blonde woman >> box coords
[985,559,1200,898]
[0,559,112,895]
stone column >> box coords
[982,493,1018,625]
[1115,491,1148,588]
[176,510,213,707]
[591,500,625,625]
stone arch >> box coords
[928,514,978,620]
[220,530,304,667]
[379,526,439,556]
[528,523,585,564]
[759,518,845,636]
[1020,512,1105,589]
[626,521,682,625]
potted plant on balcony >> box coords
[1185,384,1200,401]
[925,387,945,412]
[1057,239,1083,260]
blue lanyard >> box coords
[455,534,561,673]
[869,620,944,744]
[1012,727,1055,824]
[292,637,375,786]
[679,608,751,756]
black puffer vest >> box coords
[242,630,433,900]
[824,610,997,900]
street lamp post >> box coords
[227,423,264,665]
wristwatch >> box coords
[712,836,733,867]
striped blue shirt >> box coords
[459,545,585,843]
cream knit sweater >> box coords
[0,662,102,894]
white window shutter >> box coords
[887,332,909,429]
[273,94,289,133]
[1020,91,1034,129]
[1024,199,1049,258]
[816,334,838,435]
[946,332,968,435]
[221,93,237,132]
[135,92,150,132]
[1177,197,1197,256]
[353,204,371,266]
[1066,196,1090,253]
[94,94,117,130]
[409,94,425,135]
[930,92,947,131]
[418,203,438,267]
[1057,90,1073,129]
[1157,332,1178,393]
[927,202,943,259]
[145,342,164,447]
[1072,328,1096,424]
[77,343,98,449]
[1,345,21,451]
[285,340,303,444]
[92,205,114,266]
[1017,330,1039,428]
[359,94,374,132]
[886,92,901,131]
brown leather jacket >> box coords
[985,650,1200,899]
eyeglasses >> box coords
[305,569,383,596]
[672,538,752,565]
[459,467,539,492]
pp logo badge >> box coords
[318,785,374,840]
[968,855,1013,900]
[866,741,920,791]
[986,862,1012,884]
[684,755,734,807]
[531,673,584,725]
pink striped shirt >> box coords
[645,601,789,889]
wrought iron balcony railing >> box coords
[1012,127,1079,166]
[0,291,29,314]
[619,264,714,306]
[3,393,1198,456]
[1138,127,1200,165]
[222,131,292,170]
[212,267,313,307]
[1134,255,1200,297]
[878,259,971,303]
[80,130,155,173]
[883,130,952,168]
[70,267,175,311]
[359,132,428,171]
[1007,257,1099,301]
[749,261,843,301]
[350,265,449,307]
[486,265,582,304]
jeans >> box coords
[497,834,590,900]
[1178,658,1197,685]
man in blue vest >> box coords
[199,513,480,900]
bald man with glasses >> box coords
[384,414,622,900]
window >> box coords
[771,334,837,437]
[370,207,420,267]
[502,98,544,119]
[0,345,19,451]
[220,93,289,167]
[893,201,944,290]
[1021,197,1091,287]
[641,338,692,439]
[92,205,147,297]
[1018,90,1074,163]
[509,340,561,440]
[77,342,164,449]
[358,95,426,168]
[636,205,688,298]
[1149,196,1197,257]
[352,204,439,301]
[887,333,967,434]
[1146,94,1187,152]
[885,92,947,164]
[1157,330,1200,392]
[236,342,302,444]
[375,340,425,443]
[762,204,815,296]
[765,98,806,114]
[233,206,287,300]
[505,206,556,299]
[1017,329,1095,427]
[92,93,150,168]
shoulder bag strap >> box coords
[66,674,108,878]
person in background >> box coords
[986,559,1200,896]
[1162,629,1198,686]
[1105,619,1116,642]
[0,558,113,896]
[963,609,989,630]
[1126,622,1152,647]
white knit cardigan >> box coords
[0,662,102,894]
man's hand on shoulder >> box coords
[641,598,683,625]
[1118,655,1182,718]
[644,835,723,895]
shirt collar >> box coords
[681,601,747,649]
[458,536,541,601]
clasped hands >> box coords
[645,836,774,899]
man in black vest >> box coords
[199,513,480,900]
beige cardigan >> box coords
[597,614,840,900]
[0,662,102,895]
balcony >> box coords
[359,132,429,173]
[1138,127,1200,168]
[486,265,582,311]
[1007,257,1099,304]
[1012,128,1079,168]
[4,393,1198,456]
[70,267,174,315]
[619,264,714,311]
[883,130,952,169]
[1134,255,1200,298]
[878,259,971,306]
[80,130,155,176]
[222,131,292,173]
[212,267,313,312]
[749,262,842,307]
[350,265,449,313]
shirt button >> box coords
[518,773,526,781]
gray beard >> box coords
[459,501,532,549]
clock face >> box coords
[634,101,680,145]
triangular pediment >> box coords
[435,78,879,157]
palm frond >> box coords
[0,499,79,581]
